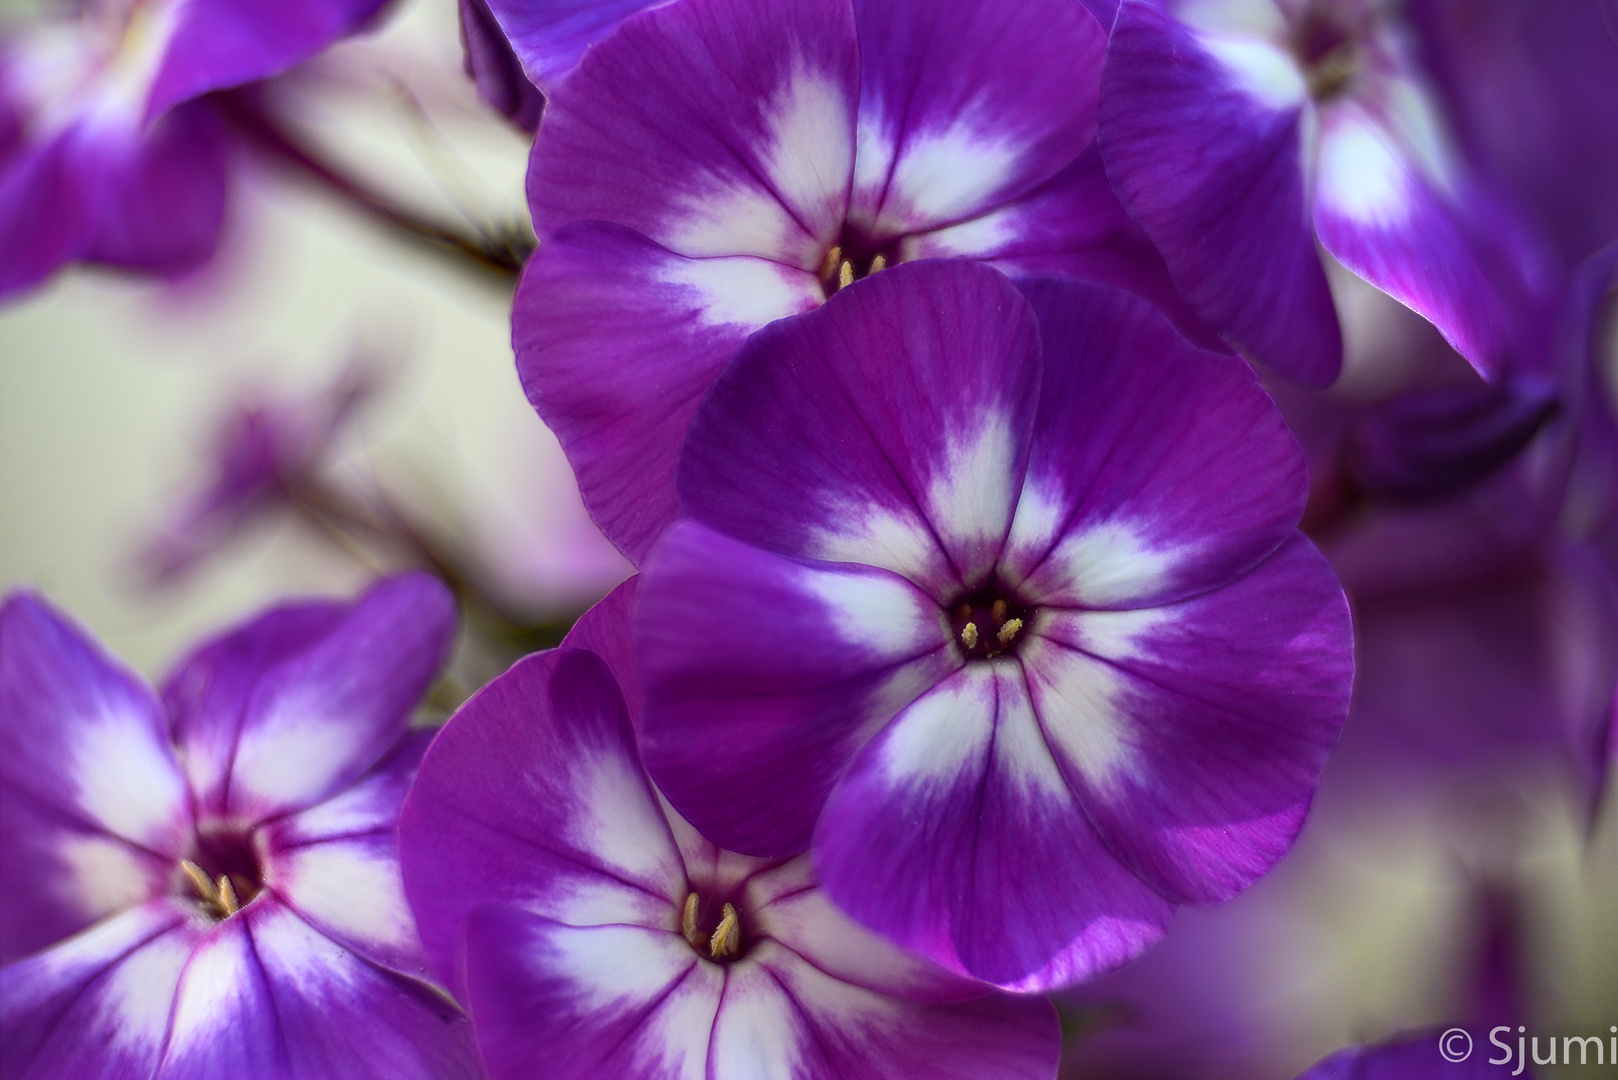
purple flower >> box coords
[1096,0,1559,385]
[398,581,1060,1080]
[633,260,1354,990]
[512,0,1216,561]
[0,0,394,299]
[0,575,483,1079]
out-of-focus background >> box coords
[1,0,1614,1075]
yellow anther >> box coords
[216,875,240,917]
[960,622,979,650]
[709,903,741,959]
[991,598,1008,622]
[682,892,700,947]
[869,253,888,274]
[837,260,855,290]
[820,245,843,282]
[180,859,214,902]
[997,618,1024,647]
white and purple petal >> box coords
[169,573,454,822]
[1027,535,1352,905]
[676,260,1042,595]
[814,663,1174,990]
[1312,102,1544,381]
[1098,0,1341,384]
[638,522,953,858]
[263,731,434,979]
[514,222,820,562]
[845,0,1105,239]
[903,147,1225,354]
[526,0,858,269]
[1001,279,1309,609]
[400,648,686,994]
[0,900,193,1079]
[0,593,189,959]
[155,903,481,1080]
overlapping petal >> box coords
[846,0,1105,238]
[163,573,454,821]
[514,222,821,561]
[1000,278,1309,610]
[676,260,1042,596]
[638,522,952,857]
[527,0,859,269]
[400,648,686,994]
[814,664,1176,990]
[1098,0,1341,384]
[479,0,669,90]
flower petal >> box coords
[400,648,685,995]
[0,593,188,960]
[0,128,102,298]
[1000,278,1309,610]
[1027,535,1353,905]
[904,146,1225,354]
[815,664,1175,990]
[147,0,393,118]
[157,904,482,1080]
[527,0,858,269]
[638,521,953,858]
[732,942,1062,1080]
[82,101,228,276]
[558,576,644,722]
[677,259,1042,597]
[264,732,434,979]
[514,222,820,562]
[165,573,455,821]
[1098,0,1341,384]
[478,0,668,90]
[0,900,194,1079]
[846,0,1105,238]
[1312,102,1544,381]
[464,904,720,1080]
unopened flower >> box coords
[399,581,1060,1080]
[0,575,482,1079]
[635,260,1354,990]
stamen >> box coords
[682,892,700,947]
[868,253,888,274]
[837,260,855,290]
[960,622,979,650]
[819,245,843,283]
[997,618,1024,647]
[991,598,1008,622]
[180,859,215,903]
[216,875,240,917]
[708,903,741,959]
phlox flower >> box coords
[1096,0,1560,385]
[0,575,483,1080]
[634,260,1354,990]
[0,0,394,298]
[398,582,1060,1080]
[510,0,1215,561]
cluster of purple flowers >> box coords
[3,0,1616,1077]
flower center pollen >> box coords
[179,824,265,921]
[682,891,744,961]
[818,233,898,297]
[950,585,1033,660]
